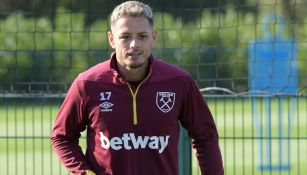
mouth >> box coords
[125,50,143,57]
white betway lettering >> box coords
[99,132,170,154]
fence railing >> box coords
[0,94,306,175]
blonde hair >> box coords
[110,1,153,26]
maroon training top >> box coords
[51,53,224,175]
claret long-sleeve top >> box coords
[51,53,224,175]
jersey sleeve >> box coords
[51,76,93,174]
[179,78,224,175]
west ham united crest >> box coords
[156,92,175,113]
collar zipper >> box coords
[126,69,152,125]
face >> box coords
[108,16,157,70]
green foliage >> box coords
[153,9,253,90]
[0,9,112,92]
[0,7,306,93]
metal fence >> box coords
[1,0,307,174]
[1,94,306,175]
[203,94,307,175]
[1,0,307,94]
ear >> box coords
[152,30,157,45]
[108,31,115,49]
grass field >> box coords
[0,96,306,175]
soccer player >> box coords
[51,1,224,175]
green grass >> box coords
[0,97,307,175]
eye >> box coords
[139,34,148,40]
[119,35,130,40]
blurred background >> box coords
[0,0,306,174]
[0,0,306,93]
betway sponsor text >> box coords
[99,132,170,153]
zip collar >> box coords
[126,69,152,125]
[109,52,153,125]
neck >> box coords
[117,62,149,82]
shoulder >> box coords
[76,59,113,82]
[151,58,191,81]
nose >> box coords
[130,38,139,49]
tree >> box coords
[0,0,258,27]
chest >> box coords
[85,82,183,134]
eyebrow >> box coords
[119,32,149,35]
[138,32,149,35]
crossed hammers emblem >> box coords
[160,97,172,109]
[156,92,175,113]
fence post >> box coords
[179,125,192,175]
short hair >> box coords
[110,1,153,27]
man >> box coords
[51,1,224,175]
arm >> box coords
[51,78,93,174]
[180,78,224,175]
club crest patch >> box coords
[156,92,175,113]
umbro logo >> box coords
[100,92,113,112]
[100,102,113,112]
